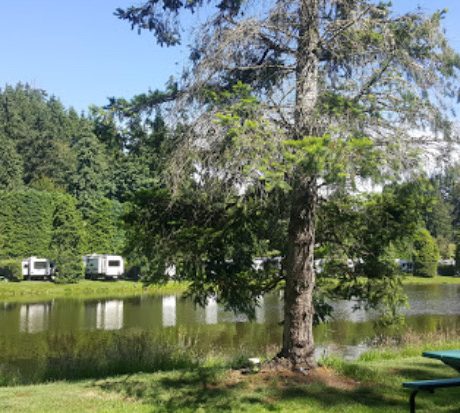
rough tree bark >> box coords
[278,0,320,370]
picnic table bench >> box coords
[402,350,460,413]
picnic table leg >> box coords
[409,390,418,413]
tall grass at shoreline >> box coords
[0,327,269,386]
[2,327,460,387]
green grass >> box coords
[0,280,189,302]
[0,380,150,413]
[401,275,460,285]
[2,354,460,412]
[1,274,458,302]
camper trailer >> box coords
[84,254,124,280]
[22,257,53,280]
[396,259,414,273]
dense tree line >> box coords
[0,83,171,280]
[0,82,457,286]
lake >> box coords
[1,284,460,384]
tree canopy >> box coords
[115,0,460,369]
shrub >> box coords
[53,253,83,283]
[412,228,440,278]
[0,259,23,281]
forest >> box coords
[0,83,168,280]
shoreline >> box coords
[2,340,460,412]
[0,280,189,302]
[1,275,459,303]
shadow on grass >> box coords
[91,358,460,412]
[95,368,407,412]
[97,368,279,412]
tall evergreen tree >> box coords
[70,125,110,216]
[50,194,85,281]
[0,132,23,190]
[116,1,459,369]
[84,198,125,254]
[0,84,79,188]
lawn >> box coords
[0,280,189,302]
[402,275,460,285]
[1,353,460,412]
[1,274,459,303]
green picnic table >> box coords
[423,350,460,372]
[403,350,460,412]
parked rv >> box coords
[83,254,124,280]
[395,259,414,273]
[22,257,53,280]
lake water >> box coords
[1,284,460,383]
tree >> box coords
[84,198,125,255]
[50,194,85,282]
[0,132,23,190]
[412,228,440,278]
[0,190,55,259]
[116,1,460,369]
[69,125,110,217]
[0,84,78,188]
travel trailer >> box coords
[83,254,124,280]
[395,259,414,273]
[22,257,53,280]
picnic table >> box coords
[423,350,460,372]
[403,350,460,412]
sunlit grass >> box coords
[2,353,460,412]
[402,275,460,285]
[0,280,189,302]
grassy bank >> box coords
[402,275,460,285]
[1,274,459,302]
[0,280,189,302]
[2,349,460,412]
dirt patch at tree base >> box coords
[225,366,359,392]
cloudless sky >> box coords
[1,0,459,112]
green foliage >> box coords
[0,190,55,259]
[109,155,154,202]
[0,133,23,190]
[0,84,81,187]
[0,259,23,281]
[412,228,440,278]
[53,253,83,283]
[50,194,85,282]
[125,187,285,314]
[84,198,125,255]
[70,127,110,216]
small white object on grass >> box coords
[248,358,261,366]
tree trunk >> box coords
[277,0,319,371]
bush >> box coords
[0,259,23,281]
[53,254,83,283]
[412,228,440,278]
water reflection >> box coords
[255,296,265,324]
[205,297,218,325]
[96,300,124,330]
[19,303,52,333]
[162,295,176,327]
[0,284,459,369]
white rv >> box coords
[84,254,124,280]
[22,257,53,280]
[396,259,414,273]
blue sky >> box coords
[1,1,459,112]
